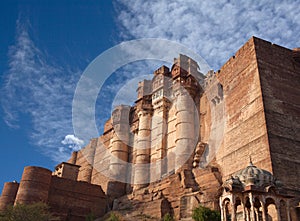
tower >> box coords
[150,66,172,180]
[107,105,131,198]
[133,80,153,190]
[171,55,203,173]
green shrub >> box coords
[86,212,96,221]
[0,202,59,221]
[105,212,120,221]
[192,205,221,221]
[162,213,174,221]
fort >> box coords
[0,37,299,221]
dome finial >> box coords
[249,155,253,166]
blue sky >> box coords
[0,0,299,193]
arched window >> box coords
[279,200,288,221]
[266,197,277,221]
[235,197,243,221]
[223,198,232,221]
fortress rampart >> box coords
[1,37,299,221]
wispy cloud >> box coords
[3,1,299,163]
[1,19,82,162]
[1,19,162,162]
[114,0,300,70]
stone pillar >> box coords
[249,193,256,221]
[129,129,138,190]
[276,201,281,221]
[241,199,247,221]
[134,109,152,190]
[286,200,291,221]
[246,208,250,221]
[220,198,225,221]
[107,105,130,199]
[232,201,237,221]
[261,201,267,221]
[255,208,260,221]
[174,90,196,172]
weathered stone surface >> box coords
[0,166,108,221]
[53,162,80,181]
[0,182,19,211]
[1,37,299,221]
[254,38,300,193]
[67,37,299,220]
[48,176,107,220]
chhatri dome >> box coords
[224,158,282,191]
[220,159,291,221]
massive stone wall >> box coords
[70,38,299,196]
[48,176,107,220]
[0,166,108,220]
[1,36,299,220]
[254,38,300,193]
[214,37,273,178]
[62,37,299,219]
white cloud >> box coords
[114,0,300,70]
[61,134,84,151]
[1,19,82,162]
[3,1,299,164]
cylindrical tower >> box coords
[80,138,97,183]
[134,109,152,190]
[171,55,202,173]
[174,90,196,171]
[133,80,153,191]
[14,166,52,204]
[107,105,130,198]
[0,182,19,210]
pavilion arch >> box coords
[245,196,252,220]
[253,196,263,221]
[219,161,292,221]
[279,200,288,221]
[222,198,232,221]
[265,197,278,221]
[235,196,244,221]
